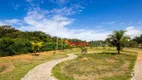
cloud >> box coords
[0,7,111,41]
[21,8,111,41]
[1,7,141,41]
[96,26,103,28]
[138,22,142,24]
[0,19,22,26]
[25,0,39,7]
[0,0,114,41]
[5,19,21,24]
[102,21,116,25]
[128,22,133,25]
[26,0,33,2]
[50,0,70,5]
[12,3,20,10]
[125,26,142,38]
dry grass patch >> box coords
[0,63,15,74]
[0,50,69,80]
[52,51,137,80]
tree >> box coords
[0,25,18,38]
[0,38,15,56]
[107,30,129,54]
[0,25,88,57]
[31,42,43,55]
[133,34,142,44]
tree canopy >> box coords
[0,25,86,57]
[106,30,129,54]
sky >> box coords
[0,0,142,41]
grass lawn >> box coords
[52,50,137,80]
[0,47,138,80]
[0,49,74,80]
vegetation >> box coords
[106,30,129,54]
[0,25,86,57]
[52,50,137,80]
[133,34,142,44]
[31,42,43,55]
[81,47,87,54]
[0,38,32,56]
[0,25,141,80]
[0,49,74,80]
[89,40,106,47]
[133,34,142,48]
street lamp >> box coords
[55,20,61,54]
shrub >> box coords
[13,38,32,54]
[41,42,56,51]
[0,38,15,56]
[0,38,32,57]
[81,47,87,54]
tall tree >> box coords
[107,30,129,54]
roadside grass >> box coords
[52,50,137,80]
[0,50,72,80]
[0,47,138,80]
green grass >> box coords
[0,48,82,80]
[52,51,137,80]
[0,47,138,80]
[0,51,69,80]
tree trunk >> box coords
[118,50,120,54]
[117,42,121,54]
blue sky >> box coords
[0,0,142,41]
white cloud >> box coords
[26,0,33,2]
[96,26,103,28]
[0,21,6,25]
[50,6,84,16]
[125,26,142,38]
[120,22,125,25]
[0,19,22,26]
[1,7,142,41]
[5,19,21,24]
[0,1,116,41]
[0,8,111,41]
[102,21,116,25]
[50,0,69,5]
[11,3,20,10]
[138,22,142,24]
[128,22,133,25]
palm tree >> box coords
[107,30,129,54]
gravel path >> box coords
[131,52,142,80]
[21,54,78,80]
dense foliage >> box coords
[106,30,129,54]
[89,40,106,47]
[0,25,85,57]
[0,25,141,56]
[133,35,142,48]
[133,35,142,44]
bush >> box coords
[81,47,87,54]
[13,38,32,54]
[41,42,70,51]
[0,38,15,56]
[0,38,32,57]
[41,42,56,51]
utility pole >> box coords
[55,20,61,54]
